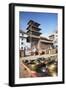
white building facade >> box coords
[49,31,58,48]
[19,30,31,56]
[19,30,27,50]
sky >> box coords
[19,12,58,37]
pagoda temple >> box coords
[26,20,53,55]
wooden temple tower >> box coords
[26,20,41,54]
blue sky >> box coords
[19,12,58,37]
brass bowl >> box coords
[48,64,57,76]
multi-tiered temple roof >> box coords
[26,20,42,37]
